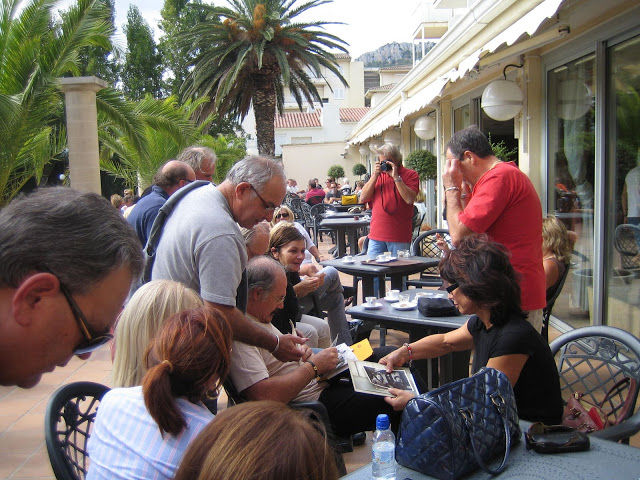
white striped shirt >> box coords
[87,386,213,480]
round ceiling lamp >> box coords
[383,129,401,146]
[481,79,523,121]
[358,145,369,156]
[557,79,592,120]
[414,115,436,140]
[369,140,382,152]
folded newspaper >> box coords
[348,360,419,397]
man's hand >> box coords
[442,156,464,190]
[310,347,339,375]
[379,347,409,373]
[272,334,307,362]
[384,388,416,411]
[385,159,398,179]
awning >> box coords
[399,77,449,119]
[350,105,402,145]
[447,0,564,82]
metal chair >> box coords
[614,224,640,272]
[45,381,110,480]
[407,229,449,288]
[310,203,336,245]
[549,326,640,444]
[288,197,306,226]
[541,261,570,341]
[306,194,325,206]
[300,202,314,237]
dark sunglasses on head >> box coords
[58,282,114,355]
[445,282,459,293]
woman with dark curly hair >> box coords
[380,235,563,424]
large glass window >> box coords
[606,35,640,332]
[547,53,596,329]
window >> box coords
[334,88,345,100]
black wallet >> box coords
[525,422,590,454]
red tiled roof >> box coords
[274,111,322,128]
[334,53,352,59]
[340,107,370,123]
[379,65,412,71]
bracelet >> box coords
[394,177,402,183]
[403,342,413,367]
[444,186,460,192]
[305,360,319,379]
[269,334,280,354]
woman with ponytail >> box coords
[87,307,232,480]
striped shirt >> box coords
[87,386,213,480]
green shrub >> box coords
[328,164,345,179]
[405,149,437,180]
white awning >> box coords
[399,77,449,118]
[350,106,402,145]
[448,0,564,81]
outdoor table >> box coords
[321,256,439,298]
[342,420,640,479]
[347,289,469,389]
[321,210,370,219]
[332,203,367,212]
[319,217,370,257]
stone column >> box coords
[58,76,107,194]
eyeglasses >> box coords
[58,282,114,355]
[250,184,277,212]
[445,282,459,293]
[275,212,290,219]
[267,291,286,303]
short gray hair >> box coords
[0,187,144,294]
[376,144,403,164]
[226,156,285,192]
[241,221,270,248]
[247,256,285,293]
[177,146,217,170]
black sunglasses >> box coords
[58,282,114,355]
[276,212,290,219]
[445,282,459,293]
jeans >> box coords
[367,239,411,296]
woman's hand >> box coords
[295,276,321,297]
[379,347,409,373]
[384,388,416,411]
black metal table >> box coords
[321,256,439,298]
[347,289,469,389]
[332,203,367,212]
[319,217,370,257]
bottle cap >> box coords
[376,414,390,430]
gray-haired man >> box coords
[152,156,305,362]
[178,146,217,182]
[0,188,143,388]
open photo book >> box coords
[317,338,374,382]
[348,360,420,397]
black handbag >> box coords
[396,367,521,480]
[417,296,459,317]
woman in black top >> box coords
[381,234,563,424]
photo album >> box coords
[348,360,419,397]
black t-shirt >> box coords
[467,314,563,424]
[270,271,300,335]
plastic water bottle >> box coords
[372,414,396,480]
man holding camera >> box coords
[359,144,419,262]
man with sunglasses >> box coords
[0,188,143,388]
[152,156,306,366]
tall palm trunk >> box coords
[252,71,277,157]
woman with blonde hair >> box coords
[88,308,232,480]
[174,401,340,480]
[112,280,203,388]
[542,215,575,298]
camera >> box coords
[380,160,391,172]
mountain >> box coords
[356,42,413,68]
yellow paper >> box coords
[350,338,373,361]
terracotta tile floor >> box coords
[1,238,637,478]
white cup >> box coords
[384,251,392,260]
[399,293,410,305]
[365,296,377,306]
[343,255,353,262]
[376,254,387,262]
[388,289,400,300]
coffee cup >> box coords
[376,254,387,262]
[399,293,410,305]
[384,251,392,260]
[365,296,377,306]
[388,289,400,300]
[343,255,353,263]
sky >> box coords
[101,0,420,59]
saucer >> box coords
[375,257,397,263]
[391,301,417,310]
[363,302,383,310]
[342,259,355,264]
[384,296,399,303]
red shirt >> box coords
[368,166,419,243]
[305,187,326,201]
[458,162,546,311]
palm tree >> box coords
[0,0,117,206]
[180,0,348,157]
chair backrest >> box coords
[614,224,640,269]
[549,326,640,441]
[307,194,325,206]
[300,202,314,228]
[289,197,305,222]
[410,229,449,277]
[45,381,110,480]
[310,203,336,222]
[541,261,570,341]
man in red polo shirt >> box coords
[442,126,546,332]
[360,144,419,266]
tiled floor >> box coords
[1,238,637,478]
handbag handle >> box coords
[461,392,513,476]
